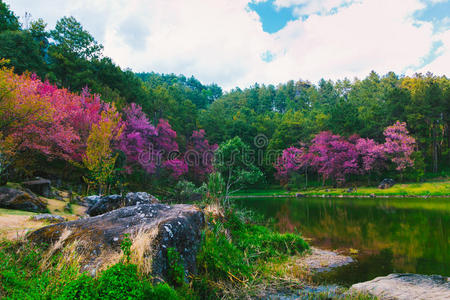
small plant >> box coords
[167,248,185,287]
[143,282,180,300]
[120,233,132,263]
[57,274,96,299]
[96,263,143,299]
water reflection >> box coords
[237,197,450,285]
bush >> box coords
[172,180,197,203]
[57,274,96,299]
[225,209,309,260]
[197,228,251,281]
[167,248,185,287]
[96,263,144,299]
[143,282,180,300]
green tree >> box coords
[214,137,263,202]
[50,16,103,60]
[0,1,20,32]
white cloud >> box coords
[274,0,356,16]
[5,0,449,90]
[417,30,450,74]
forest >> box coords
[0,0,449,195]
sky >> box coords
[5,0,450,90]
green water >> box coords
[236,196,450,286]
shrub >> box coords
[57,274,96,299]
[197,228,251,281]
[225,209,309,260]
[96,263,143,299]
[167,248,185,287]
[143,282,179,300]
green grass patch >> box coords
[0,208,37,216]
[236,180,450,197]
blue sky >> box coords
[6,0,450,89]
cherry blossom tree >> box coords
[118,103,187,178]
[383,121,416,172]
[308,131,359,184]
[186,129,218,180]
[356,137,386,175]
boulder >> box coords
[378,178,395,189]
[347,187,356,193]
[22,177,52,197]
[83,195,102,207]
[349,273,450,300]
[86,192,159,216]
[0,187,47,212]
[31,214,65,223]
[28,204,204,282]
[296,193,306,198]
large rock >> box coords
[349,273,450,300]
[28,203,204,282]
[0,187,47,212]
[378,178,395,189]
[22,177,52,197]
[86,192,159,216]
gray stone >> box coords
[86,192,159,216]
[378,178,395,189]
[22,177,52,197]
[349,273,450,300]
[32,214,65,223]
[0,187,47,212]
[301,247,354,273]
[295,193,306,198]
[83,195,102,207]
[28,203,204,282]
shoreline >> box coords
[231,194,450,198]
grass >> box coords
[235,179,450,197]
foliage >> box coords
[120,233,132,263]
[58,274,96,300]
[205,172,226,204]
[186,129,218,181]
[50,16,103,60]
[197,225,251,281]
[197,208,309,284]
[143,282,180,300]
[0,240,183,300]
[383,121,416,171]
[0,1,448,190]
[167,248,185,287]
[0,1,20,32]
[83,107,123,194]
[225,210,309,261]
[119,103,188,179]
[96,263,144,299]
[274,121,417,185]
[214,137,263,198]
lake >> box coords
[236,196,450,286]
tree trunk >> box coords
[433,122,438,173]
[305,167,308,188]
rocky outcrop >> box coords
[31,214,65,223]
[28,203,204,282]
[86,192,159,216]
[22,177,52,197]
[349,273,450,300]
[0,187,47,212]
[378,178,395,189]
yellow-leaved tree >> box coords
[83,107,123,195]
